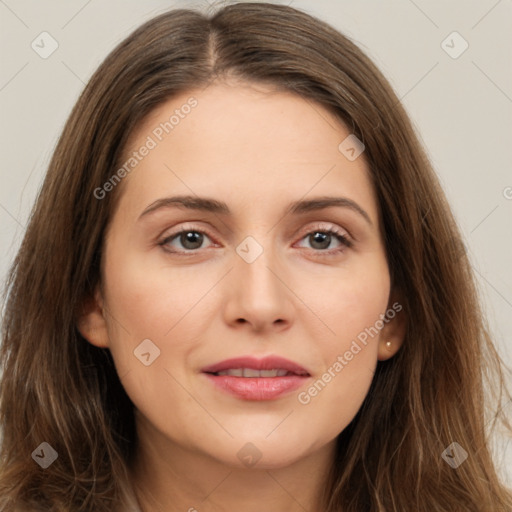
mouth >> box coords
[201,356,311,401]
[210,368,308,377]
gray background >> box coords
[1,0,511,485]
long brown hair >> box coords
[1,3,511,511]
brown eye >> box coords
[308,232,334,250]
[160,229,214,253]
[296,226,352,254]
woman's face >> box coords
[81,80,404,469]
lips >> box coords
[216,368,290,377]
[201,356,310,377]
[201,356,311,401]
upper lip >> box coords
[201,356,310,376]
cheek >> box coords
[296,258,389,431]
[100,250,214,428]
[104,243,213,334]
[100,244,214,376]
[316,253,390,357]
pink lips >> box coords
[201,356,311,401]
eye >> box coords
[295,223,352,255]
[159,227,216,254]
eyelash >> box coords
[158,223,353,257]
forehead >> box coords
[113,81,378,224]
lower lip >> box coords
[203,373,308,401]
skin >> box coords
[79,79,406,512]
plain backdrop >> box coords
[1,0,511,486]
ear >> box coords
[377,291,407,361]
[76,285,110,348]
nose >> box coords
[222,242,294,334]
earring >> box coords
[385,341,392,350]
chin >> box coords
[207,436,320,470]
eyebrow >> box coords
[138,195,372,225]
